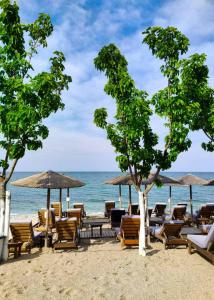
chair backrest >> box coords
[67,208,82,226]
[200,204,214,218]
[38,208,55,227]
[177,203,188,207]
[73,203,86,217]
[120,216,140,238]
[205,223,214,248]
[153,203,166,217]
[56,218,77,241]
[128,204,139,215]
[51,202,62,218]
[163,223,183,237]
[105,201,115,217]
[10,222,34,243]
[172,206,186,220]
[110,208,126,228]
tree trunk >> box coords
[138,191,146,256]
[0,182,10,262]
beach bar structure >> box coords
[11,170,85,247]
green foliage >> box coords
[0,0,72,180]
[180,54,214,151]
[93,27,205,191]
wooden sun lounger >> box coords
[38,208,56,229]
[10,222,42,254]
[67,208,82,228]
[104,201,115,218]
[117,216,140,248]
[73,203,86,218]
[53,218,79,251]
[171,206,187,221]
[187,223,214,264]
[153,203,166,217]
[151,222,187,249]
[51,202,62,218]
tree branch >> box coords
[5,158,19,185]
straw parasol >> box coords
[11,170,85,247]
[105,173,180,207]
[105,175,133,207]
[205,179,214,186]
[177,174,209,217]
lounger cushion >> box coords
[205,224,214,244]
[150,226,163,237]
[199,224,212,233]
[187,234,207,248]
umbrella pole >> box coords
[168,186,172,213]
[190,185,193,217]
[59,188,62,218]
[66,188,70,210]
[128,185,132,205]
[119,185,122,208]
[45,188,50,248]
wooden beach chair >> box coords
[150,222,187,249]
[51,202,62,218]
[196,204,214,225]
[38,208,56,229]
[67,208,82,228]
[10,222,43,254]
[104,201,115,218]
[128,203,139,215]
[117,215,140,248]
[73,202,86,218]
[110,208,126,228]
[153,203,167,217]
[187,223,214,264]
[53,218,79,251]
[171,205,187,221]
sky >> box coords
[14,0,214,172]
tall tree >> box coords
[0,0,71,259]
[180,54,214,151]
[94,27,196,255]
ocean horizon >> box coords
[8,171,214,216]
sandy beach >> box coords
[1,216,214,300]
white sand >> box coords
[1,215,214,300]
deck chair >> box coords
[67,208,82,228]
[51,202,62,218]
[73,203,86,218]
[105,201,115,218]
[171,205,187,221]
[196,204,214,225]
[153,203,167,217]
[150,222,187,249]
[10,222,43,253]
[187,223,214,264]
[38,208,56,229]
[110,208,126,228]
[53,218,79,251]
[117,215,140,248]
[128,203,139,215]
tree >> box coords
[94,27,196,256]
[0,0,71,259]
[179,54,214,151]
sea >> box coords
[8,172,214,217]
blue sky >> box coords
[16,0,214,171]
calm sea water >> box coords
[8,172,214,216]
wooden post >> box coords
[66,188,70,210]
[119,185,122,208]
[128,185,132,204]
[45,188,50,248]
[59,188,62,218]
[189,185,193,217]
[168,186,172,213]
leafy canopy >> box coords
[0,0,71,182]
[94,27,200,191]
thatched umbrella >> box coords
[205,179,214,186]
[105,173,180,208]
[11,170,85,247]
[105,174,133,207]
[177,174,209,217]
